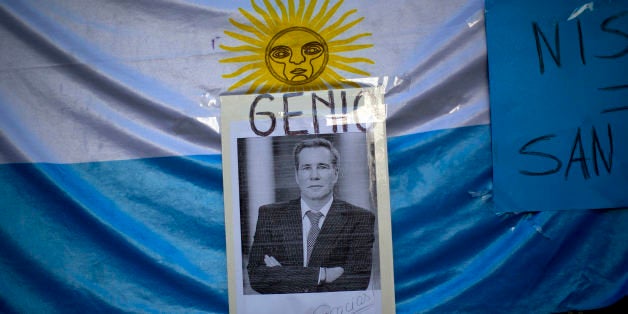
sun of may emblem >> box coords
[220,0,374,93]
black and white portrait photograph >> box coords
[220,88,394,313]
[236,133,381,296]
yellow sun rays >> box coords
[220,0,374,93]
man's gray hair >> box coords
[293,138,340,169]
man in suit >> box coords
[247,138,375,294]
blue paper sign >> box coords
[486,0,628,211]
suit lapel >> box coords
[283,200,304,265]
[308,201,348,266]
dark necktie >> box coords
[306,210,323,265]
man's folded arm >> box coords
[322,211,375,292]
[248,264,321,294]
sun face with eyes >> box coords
[266,27,328,84]
[220,0,374,93]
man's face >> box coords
[295,147,338,203]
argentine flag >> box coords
[1,0,626,313]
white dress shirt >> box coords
[300,197,333,267]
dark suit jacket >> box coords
[247,198,375,294]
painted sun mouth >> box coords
[290,68,307,74]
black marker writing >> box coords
[595,11,628,59]
[518,124,615,180]
[519,135,562,176]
